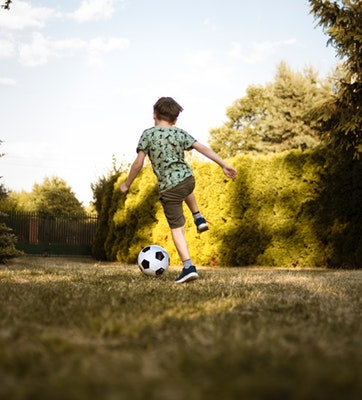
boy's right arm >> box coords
[120,151,146,193]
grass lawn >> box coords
[0,257,361,400]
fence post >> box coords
[29,216,39,244]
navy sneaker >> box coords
[175,265,199,284]
[195,217,209,233]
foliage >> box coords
[0,257,361,399]
[196,150,329,268]
[93,147,362,269]
[311,150,362,268]
[92,167,160,262]
[261,63,332,151]
[308,0,362,156]
[111,168,159,262]
[208,85,269,156]
[2,189,32,212]
[1,0,11,11]
[4,176,85,215]
[91,156,129,260]
[0,141,6,200]
[0,142,23,262]
[217,149,362,269]
[31,177,85,215]
[0,183,7,203]
[91,172,122,260]
[209,62,333,157]
[0,217,23,263]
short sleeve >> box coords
[182,131,196,151]
[136,129,150,153]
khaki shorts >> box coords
[159,175,195,229]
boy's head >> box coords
[153,97,184,124]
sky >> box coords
[0,0,338,206]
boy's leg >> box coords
[185,192,198,213]
[171,226,190,261]
[171,226,199,283]
[159,177,199,282]
[185,192,209,233]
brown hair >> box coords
[153,97,184,123]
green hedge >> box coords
[92,147,362,268]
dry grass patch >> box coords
[0,257,361,400]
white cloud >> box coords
[0,1,59,31]
[4,140,52,159]
[229,41,242,60]
[88,37,129,52]
[18,32,129,67]
[185,50,213,67]
[51,37,88,53]
[229,38,297,64]
[203,17,217,31]
[182,51,232,89]
[18,33,50,66]
[87,37,129,68]
[0,39,15,58]
[0,1,129,69]
[0,77,16,86]
[70,0,123,23]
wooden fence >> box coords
[1,212,98,256]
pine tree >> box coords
[0,218,23,263]
[260,62,331,152]
[209,62,333,156]
[308,0,362,156]
[0,143,23,262]
[209,85,269,157]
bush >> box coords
[92,147,362,268]
[0,219,23,263]
[311,149,362,268]
[112,168,159,263]
[91,172,121,260]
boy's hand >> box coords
[223,165,237,180]
[120,183,129,193]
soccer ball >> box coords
[137,245,170,277]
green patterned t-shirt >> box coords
[137,126,196,192]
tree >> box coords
[209,62,333,156]
[91,156,129,260]
[308,0,362,156]
[1,190,28,212]
[0,220,23,263]
[0,140,23,262]
[0,140,7,203]
[260,62,332,152]
[31,176,85,215]
[209,85,269,157]
[3,177,85,215]
[1,1,11,10]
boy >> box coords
[120,97,237,283]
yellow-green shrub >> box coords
[92,147,362,268]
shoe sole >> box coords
[175,272,199,284]
[197,223,209,233]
